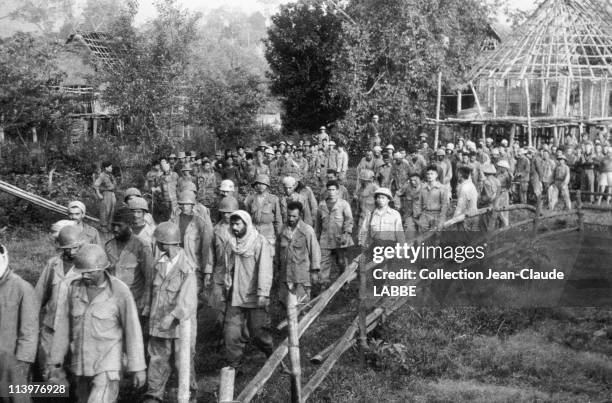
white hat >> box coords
[219,180,235,192]
[373,146,382,152]
[385,144,395,150]
[67,201,86,214]
[446,143,455,150]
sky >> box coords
[133,0,539,25]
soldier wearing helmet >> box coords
[169,191,213,304]
[280,176,313,227]
[197,158,218,207]
[0,243,39,388]
[158,157,180,221]
[124,187,156,227]
[51,244,146,403]
[358,187,405,251]
[128,196,156,253]
[217,179,243,209]
[93,161,117,235]
[394,171,422,237]
[177,163,196,195]
[353,169,379,238]
[35,224,84,373]
[143,222,198,402]
[244,174,282,256]
[105,208,153,316]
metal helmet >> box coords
[128,197,149,212]
[74,244,110,272]
[252,174,270,187]
[124,187,142,200]
[218,196,239,213]
[177,190,196,204]
[219,180,235,192]
[154,222,181,245]
[374,187,393,200]
[436,149,446,156]
[57,225,83,249]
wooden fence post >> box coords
[533,200,540,237]
[358,254,368,366]
[219,367,235,403]
[286,291,302,403]
[178,318,191,403]
[576,190,583,231]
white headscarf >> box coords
[0,244,8,278]
[228,210,259,257]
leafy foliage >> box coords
[0,32,68,142]
[331,0,491,155]
[264,0,348,133]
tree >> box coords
[0,32,66,142]
[264,0,348,133]
[330,0,490,154]
[98,0,200,152]
[186,67,265,146]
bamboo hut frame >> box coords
[429,0,612,145]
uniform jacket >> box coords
[35,256,78,331]
[223,212,273,308]
[281,192,313,227]
[336,150,349,175]
[105,235,153,313]
[315,199,353,249]
[146,250,197,338]
[359,206,406,246]
[415,180,449,218]
[356,182,379,219]
[274,221,321,285]
[244,192,282,242]
[210,221,232,284]
[160,171,179,202]
[0,270,39,363]
[94,172,116,192]
[51,274,145,376]
[78,222,102,246]
[394,182,420,218]
[170,212,212,291]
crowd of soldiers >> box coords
[2,122,612,402]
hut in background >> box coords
[430,0,612,147]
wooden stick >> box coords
[357,254,368,366]
[286,291,302,403]
[469,81,484,119]
[276,294,323,330]
[523,79,532,147]
[219,367,235,403]
[236,260,362,403]
[434,72,442,150]
[178,318,191,403]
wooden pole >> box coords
[178,318,191,403]
[524,79,533,147]
[482,124,486,145]
[434,72,442,150]
[93,118,98,138]
[602,80,608,118]
[457,90,462,113]
[32,127,37,143]
[469,81,484,119]
[510,124,516,146]
[358,254,368,366]
[553,126,559,148]
[286,291,302,403]
[576,190,583,231]
[219,367,235,403]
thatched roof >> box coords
[468,0,612,82]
